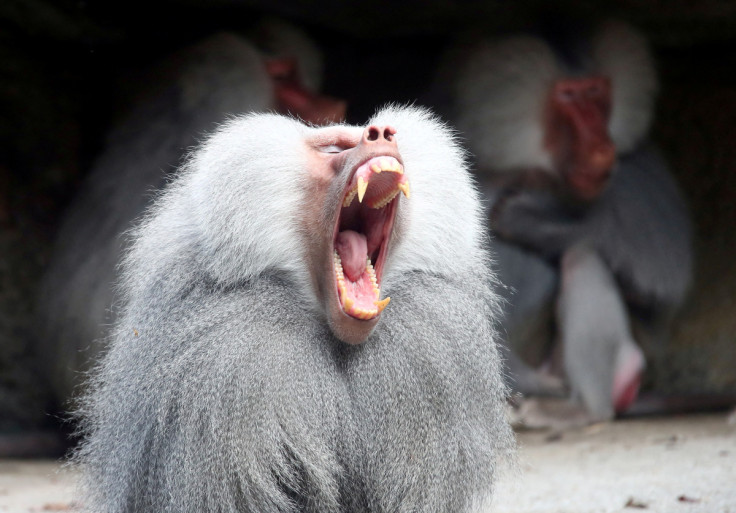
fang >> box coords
[374,297,391,313]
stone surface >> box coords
[495,413,736,513]
[1,414,734,513]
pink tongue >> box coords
[335,230,368,282]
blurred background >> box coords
[1,0,735,453]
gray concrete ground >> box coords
[494,413,736,513]
[0,413,734,513]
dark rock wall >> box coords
[653,41,736,393]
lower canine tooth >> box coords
[374,297,390,313]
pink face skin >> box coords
[545,76,617,201]
[301,123,407,345]
[266,58,347,125]
[612,341,645,414]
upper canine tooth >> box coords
[357,176,368,203]
[398,181,411,199]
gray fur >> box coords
[74,108,514,512]
[489,144,692,411]
[492,147,693,311]
[490,239,562,397]
[439,21,692,420]
[557,245,641,420]
[37,33,274,409]
[250,17,325,93]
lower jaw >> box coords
[333,253,390,320]
[327,302,380,345]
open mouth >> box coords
[333,155,410,320]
